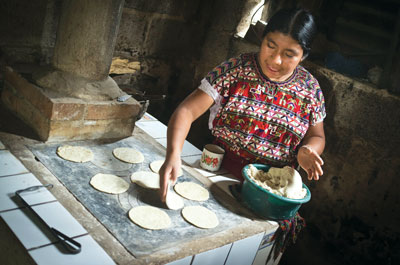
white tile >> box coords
[1,201,87,250]
[32,201,87,238]
[192,243,232,265]
[181,140,202,156]
[29,235,115,265]
[253,230,279,265]
[1,208,54,249]
[155,138,202,157]
[252,244,273,265]
[209,175,240,197]
[0,140,5,150]
[181,155,202,167]
[135,120,167,139]
[225,232,264,265]
[137,112,157,122]
[166,255,193,265]
[0,150,29,177]
[0,173,56,212]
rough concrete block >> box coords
[145,18,188,57]
[1,85,18,111]
[50,101,86,121]
[209,0,244,31]
[4,67,53,118]
[124,0,187,16]
[86,100,140,120]
[48,118,135,142]
[116,9,148,52]
[1,66,140,142]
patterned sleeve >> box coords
[199,55,243,99]
[309,76,326,125]
[198,55,243,129]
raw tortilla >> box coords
[113,147,144,164]
[174,182,209,201]
[181,206,219,229]
[90,173,130,194]
[165,182,184,210]
[131,171,160,189]
[149,160,183,176]
[128,206,171,230]
[57,145,94,163]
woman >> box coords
[159,8,326,202]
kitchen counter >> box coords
[0,112,279,265]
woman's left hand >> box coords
[297,145,324,180]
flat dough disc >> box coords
[166,182,184,210]
[182,206,219,229]
[90,173,130,194]
[131,171,160,189]
[128,206,171,230]
[57,145,93,163]
[113,147,144,164]
[174,182,209,201]
[149,160,183,176]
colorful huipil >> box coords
[199,53,326,167]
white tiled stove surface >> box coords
[191,243,232,265]
[28,235,116,265]
[208,174,241,198]
[0,173,56,212]
[1,201,87,250]
[0,150,29,176]
[135,120,168,139]
[137,112,157,122]
[155,138,202,157]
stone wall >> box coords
[286,62,400,264]
[0,0,59,65]
[113,0,246,137]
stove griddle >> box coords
[29,133,250,257]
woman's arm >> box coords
[297,121,325,180]
[159,89,214,201]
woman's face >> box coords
[258,31,304,82]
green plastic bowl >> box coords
[241,164,311,220]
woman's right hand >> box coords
[158,88,214,202]
[159,155,182,202]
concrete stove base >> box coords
[1,66,141,142]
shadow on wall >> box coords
[281,62,400,265]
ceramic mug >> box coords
[200,144,225,172]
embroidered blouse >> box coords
[199,52,326,167]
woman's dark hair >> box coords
[262,8,317,58]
